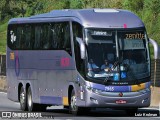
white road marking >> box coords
[0,92,7,94]
[140,107,159,111]
[14,102,20,105]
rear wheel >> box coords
[19,86,27,111]
[27,86,47,112]
[27,86,38,111]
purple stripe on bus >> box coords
[40,96,62,105]
[90,82,150,92]
[91,84,130,92]
[145,81,150,88]
[110,86,129,92]
[90,83,105,91]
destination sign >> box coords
[92,31,112,36]
[123,39,144,49]
[125,32,145,40]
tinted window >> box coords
[7,22,72,55]
[72,22,85,76]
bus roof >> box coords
[8,9,145,28]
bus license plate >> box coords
[116,100,127,104]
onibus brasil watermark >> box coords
[1,111,54,119]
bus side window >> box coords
[63,23,72,55]
[50,23,59,49]
[51,29,58,49]
[42,24,50,49]
[24,25,31,50]
[8,25,17,50]
[72,22,85,76]
[16,26,23,49]
[34,26,41,49]
[51,23,60,49]
[49,22,72,55]
[48,23,57,50]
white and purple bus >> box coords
[7,9,151,115]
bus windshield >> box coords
[118,30,150,81]
[85,29,150,82]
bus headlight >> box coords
[86,85,104,94]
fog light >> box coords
[142,98,148,103]
[90,97,98,104]
[80,86,84,100]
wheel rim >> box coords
[20,91,25,105]
[71,95,77,111]
[27,90,32,108]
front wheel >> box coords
[69,90,78,115]
[69,89,89,115]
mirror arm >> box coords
[149,38,159,59]
[76,37,86,59]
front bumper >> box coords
[84,88,150,108]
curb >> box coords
[150,87,160,107]
[0,76,7,91]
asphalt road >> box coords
[0,91,159,120]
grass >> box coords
[0,31,6,54]
[0,21,7,54]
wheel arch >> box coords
[68,83,78,105]
[18,82,31,102]
[26,83,30,93]
[68,85,74,105]
[18,83,23,102]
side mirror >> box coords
[76,37,86,59]
[149,38,159,59]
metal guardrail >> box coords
[151,59,160,87]
[0,55,6,76]
[149,39,160,87]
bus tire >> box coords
[27,86,38,111]
[19,86,27,111]
[69,89,83,115]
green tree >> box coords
[144,0,160,19]
[1,0,11,20]
[70,0,83,9]
[0,0,5,20]
[123,0,144,12]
